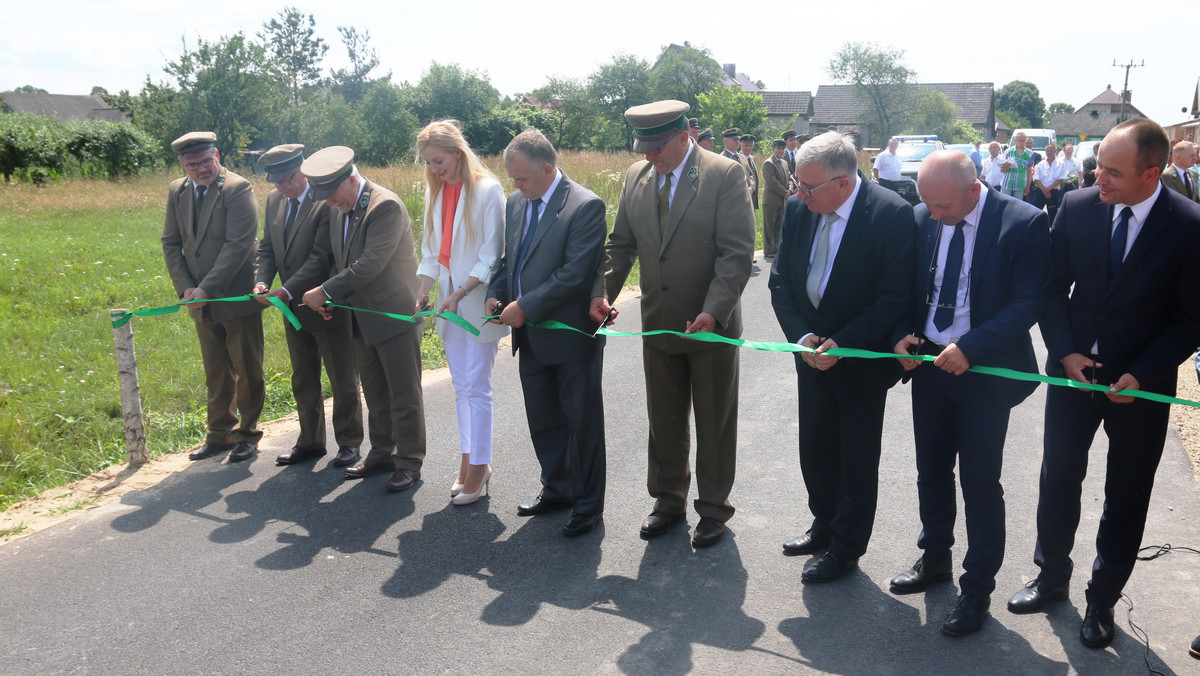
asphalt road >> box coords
[3,259,1199,675]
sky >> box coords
[2,0,1195,128]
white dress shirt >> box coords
[923,184,987,345]
[873,149,901,180]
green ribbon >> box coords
[524,319,1200,408]
[111,295,301,330]
[324,303,480,337]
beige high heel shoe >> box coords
[452,465,491,506]
[451,480,465,497]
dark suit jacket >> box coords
[1039,185,1200,394]
[161,167,261,323]
[596,141,756,354]
[256,189,347,332]
[897,186,1051,404]
[490,172,608,365]
[770,172,916,391]
[285,178,421,347]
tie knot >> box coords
[531,197,543,208]
[1120,206,1133,220]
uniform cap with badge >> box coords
[171,131,217,159]
[624,100,691,153]
[723,128,743,139]
[302,146,356,200]
[697,128,715,143]
[258,144,305,183]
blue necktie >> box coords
[934,221,966,332]
[1109,206,1132,280]
[514,197,543,296]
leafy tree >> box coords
[329,26,383,105]
[466,104,560,156]
[587,54,653,149]
[528,77,594,150]
[90,86,108,97]
[995,109,1029,132]
[697,87,766,139]
[1047,101,1074,115]
[408,62,499,125]
[64,119,159,177]
[995,80,1046,128]
[102,78,187,161]
[259,6,328,105]
[354,81,419,164]
[905,89,979,143]
[651,44,724,115]
[9,85,48,94]
[828,42,915,147]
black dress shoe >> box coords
[782,531,832,556]
[344,458,393,479]
[691,517,726,548]
[516,498,573,517]
[1007,578,1070,614]
[227,441,257,463]
[640,511,685,539]
[942,594,991,637]
[276,446,326,465]
[889,556,954,595]
[189,442,232,460]
[384,468,420,492]
[1080,604,1116,649]
[563,512,601,537]
[801,552,859,583]
[1189,633,1199,659]
[332,446,361,467]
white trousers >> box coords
[441,323,498,465]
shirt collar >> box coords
[536,169,563,207]
[666,142,695,180]
[1115,181,1162,226]
[831,174,863,222]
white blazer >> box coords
[418,176,509,343]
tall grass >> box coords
[0,150,667,510]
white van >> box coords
[1013,129,1057,152]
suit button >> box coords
[661,285,669,292]
[659,255,666,262]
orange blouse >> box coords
[438,182,463,270]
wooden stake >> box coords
[110,310,148,466]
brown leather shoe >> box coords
[344,457,393,479]
[691,517,726,548]
[384,468,421,492]
[189,442,232,460]
[639,511,684,539]
[332,446,361,467]
[276,446,326,465]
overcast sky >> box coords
[2,0,1194,128]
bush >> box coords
[0,113,68,182]
[0,113,158,182]
[64,119,160,178]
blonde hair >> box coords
[417,120,496,252]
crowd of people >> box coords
[160,104,1200,655]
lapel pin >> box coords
[688,166,699,181]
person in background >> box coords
[980,142,1004,191]
[1031,143,1066,223]
[1059,143,1082,195]
[415,121,509,506]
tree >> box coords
[904,89,979,143]
[408,62,499,125]
[588,54,652,149]
[1048,101,1074,116]
[528,77,594,150]
[354,81,419,164]
[9,85,48,94]
[828,42,915,147]
[696,87,766,140]
[329,26,383,105]
[995,80,1046,128]
[651,44,724,115]
[259,6,328,105]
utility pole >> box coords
[1112,60,1145,123]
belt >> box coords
[917,340,947,356]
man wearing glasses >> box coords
[161,132,265,463]
[890,151,1050,636]
[769,131,915,582]
[252,144,364,469]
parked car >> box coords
[1075,140,1101,162]
[946,143,974,155]
[894,140,944,180]
[1013,128,1057,153]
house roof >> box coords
[1050,110,1143,137]
[760,91,811,117]
[1086,85,1126,107]
[0,92,126,123]
[811,83,994,126]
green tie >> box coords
[658,172,673,237]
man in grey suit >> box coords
[592,100,756,548]
[762,139,791,258]
[253,144,363,468]
[162,131,265,464]
[276,146,426,493]
[486,130,608,537]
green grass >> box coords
[0,523,28,540]
[0,151,658,511]
[47,496,99,515]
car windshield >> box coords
[895,144,939,161]
[1026,136,1052,151]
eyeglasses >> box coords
[795,175,846,198]
[183,155,216,172]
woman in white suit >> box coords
[416,121,509,505]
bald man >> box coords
[890,151,1050,636]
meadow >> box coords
[0,149,776,511]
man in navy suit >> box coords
[889,151,1050,636]
[486,130,608,538]
[769,131,915,582]
[1006,118,1200,650]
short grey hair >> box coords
[795,131,859,177]
[504,129,557,169]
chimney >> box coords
[723,63,737,79]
